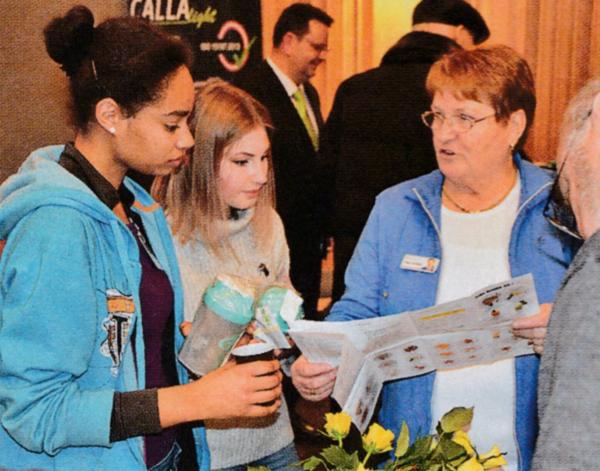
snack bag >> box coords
[254,285,304,348]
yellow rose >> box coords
[362,423,395,454]
[357,464,373,471]
[452,430,476,457]
[457,456,485,471]
[479,445,507,469]
[324,412,351,440]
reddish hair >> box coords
[426,45,535,149]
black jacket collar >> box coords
[59,142,134,211]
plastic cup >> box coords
[231,343,275,364]
[231,343,277,406]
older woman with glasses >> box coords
[292,45,578,470]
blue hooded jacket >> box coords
[0,146,209,470]
[328,155,577,470]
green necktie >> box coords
[292,89,318,150]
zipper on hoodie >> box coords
[111,219,144,381]
[109,218,148,466]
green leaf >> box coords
[350,451,360,469]
[440,436,469,462]
[383,460,396,471]
[439,407,473,433]
[320,445,354,468]
[395,421,410,458]
[247,467,271,471]
[296,456,323,471]
[411,435,434,460]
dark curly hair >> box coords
[44,5,192,131]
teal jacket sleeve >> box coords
[0,207,114,455]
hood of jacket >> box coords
[0,145,152,239]
[380,31,461,67]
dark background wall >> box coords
[0,1,125,182]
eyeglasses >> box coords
[542,154,583,240]
[421,110,496,133]
[542,109,592,240]
[543,159,582,240]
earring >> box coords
[107,127,116,135]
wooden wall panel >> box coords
[0,0,126,181]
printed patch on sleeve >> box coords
[101,288,135,376]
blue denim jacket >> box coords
[328,154,576,470]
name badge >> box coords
[400,254,440,273]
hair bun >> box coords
[44,5,95,76]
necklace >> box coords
[127,215,164,270]
[442,171,517,214]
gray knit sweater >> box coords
[173,207,294,469]
[533,230,599,470]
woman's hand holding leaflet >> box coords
[291,355,337,401]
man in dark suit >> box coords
[321,0,489,303]
[235,3,333,319]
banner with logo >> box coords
[128,0,262,81]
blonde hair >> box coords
[426,45,536,150]
[154,78,275,257]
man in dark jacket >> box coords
[235,3,333,319]
[322,0,489,303]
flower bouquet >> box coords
[295,407,506,471]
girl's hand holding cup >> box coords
[231,343,279,407]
